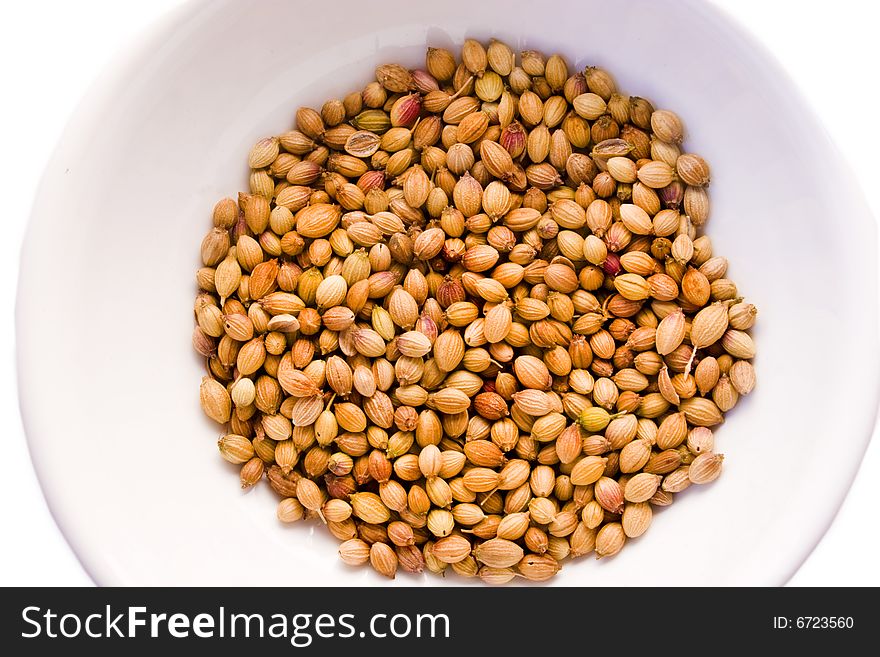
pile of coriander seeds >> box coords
[194,38,758,583]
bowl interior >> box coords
[17,0,879,585]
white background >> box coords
[1,0,877,586]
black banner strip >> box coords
[2,587,871,652]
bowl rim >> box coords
[15,0,880,586]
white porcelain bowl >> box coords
[17,0,879,585]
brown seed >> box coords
[218,434,255,464]
[569,456,607,486]
[676,153,710,186]
[463,468,502,493]
[200,376,231,424]
[295,204,341,238]
[656,412,688,450]
[432,534,473,564]
[595,522,626,558]
[474,391,509,420]
[338,538,371,566]
[624,472,662,503]
[651,110,683,143]
[464,440,506,468]
[687,427,715,455]
[496,512,530,540]
[517,554,560,581]
[369,542,398,578]
[278,498,305,523]
[427,388,472,414]
[619,438,652,473]
[474,538,524,568]
[655,308,686,355]
[514,355,552,390]
[691,303,729,348]
[689,452,724,484]
[637,160,675,188]
[479,566,517,585]
[694,356,720,395]
[721,329,756,359]
[679,397,724,427]
[594,477,624,513]
[239,457,265,488]
[622,502,652,538]
[644,449,682,475]
[662,466,692,494]
[350,492,391,524]
[396,544,426,573]
[729,360,756,395]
